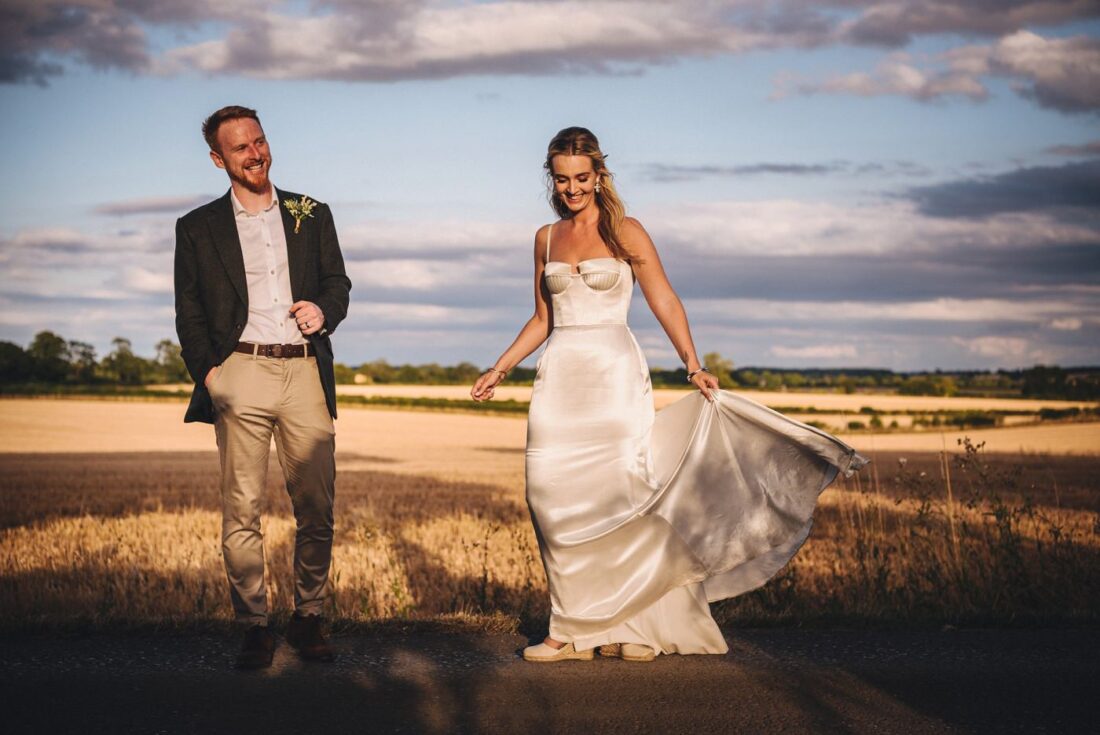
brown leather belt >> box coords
[235,341,309,358]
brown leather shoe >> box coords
[235,624,276,670]
[286,613,335,662]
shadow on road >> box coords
[3,628,1098,734]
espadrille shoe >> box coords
[522,641,594,662]
[621,643,656,661]
[598,642,655,662]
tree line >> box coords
[0,331,189,385]
[1,331,1097,400]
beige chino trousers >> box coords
[208,350,335,625]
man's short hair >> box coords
[202,106,261,153]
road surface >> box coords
[4,628,1096,734]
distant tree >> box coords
[154,339,190,383]
[449,362,483,384]
[509,366,537,383]
[898,374,958,397]
[759,370,782,390]
[101,337,150,385]
[332,362,355,384]
[1020,365,1065,398]
[395,363,423,383]
[27,331,70,382]
[359,359,397,384]
[703,352,736,389]
[67,340,98,383]
[0,341,34,383]
[782,372,806,389]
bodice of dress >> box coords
[544,237,634,327]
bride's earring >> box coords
[594,180,601,194]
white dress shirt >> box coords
[231,186,306,345]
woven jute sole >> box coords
[599,643,655,662]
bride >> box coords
[471,127,867,662]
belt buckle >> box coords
[272,344,283,358]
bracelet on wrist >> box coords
[686,366,710,383]
[485,368,508,378]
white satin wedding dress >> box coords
[525,224,868,655]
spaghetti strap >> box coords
[545,223,554,264]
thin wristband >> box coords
[485,368,508,377]
[686,366,710,382]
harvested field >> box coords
[0,398,1097,631]
[2,399,1097,462]
[151,383,1097,413]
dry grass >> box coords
[717,443,1100,626]
[0,451,545,631]
[0,399,1097,632]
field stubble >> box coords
[1,437,1097,632]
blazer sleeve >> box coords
[313,203,352,334]
[174,217,218,384]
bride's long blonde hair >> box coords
[544,127,638,262]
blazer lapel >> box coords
[278,188,307,300]
[207,191,248,306]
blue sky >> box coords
[1,1,1098,371]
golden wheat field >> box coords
[1,397,1097,631]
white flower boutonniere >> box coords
[284,195,317,234]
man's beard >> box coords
[231,159,271,194]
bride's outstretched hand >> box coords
[692,370,720,402]
[471,369,505,402]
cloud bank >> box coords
[776,30,1100,113]
[5,2,1097,113]
[3,160,1097,369]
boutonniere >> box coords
[284,195,317,234]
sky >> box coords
[1,0,1098,372]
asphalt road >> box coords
[4,628,1097,734]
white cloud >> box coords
[1049,317,1083,330]
[839,1,1098,44]
[124,266,173,294]
[340,219,530,258]
[951,335,1031,358]
[8,228,91,251]
[346,258,509,292]
[6,1,1096,118]
[774,51,988,102]
[771,344,858,360]
[990,30,1100,112]
[157,2,784,82]
[353,301,494,325]
[646,198,1097,257]
[779,30,1100,113]
[686,297,1097,325]
[94,195,212,216]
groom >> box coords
[174,105,351,669]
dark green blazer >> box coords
[174,188,352,424]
